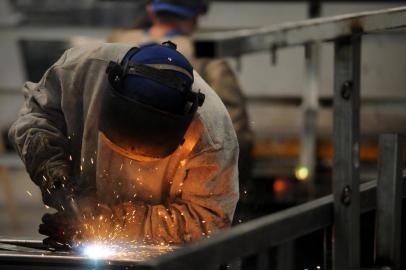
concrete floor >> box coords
[0,168,52,240]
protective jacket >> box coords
[108,29,254,188]
[9,43,239,244]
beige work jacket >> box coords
[9,43,239,244]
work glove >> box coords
[40,200,148,250]
[23,133,75,210]
[37,161,76,211]
[40,212,77,250]
[39,198,112,250]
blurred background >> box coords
[1,0,406,267]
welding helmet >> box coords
[151,0,209,18]
[99,41,205,160]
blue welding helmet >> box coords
[99,41,205,160]
[151,0,209,18]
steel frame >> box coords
[179,5,406,270]
[332,35,362,269]
[194,6,406,57]
[375,134,404,269]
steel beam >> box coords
[332,35,361,269]
[194,6,406,57]
[375,134,404,270]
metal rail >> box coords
[142,176,406,270]
[185,6,406,270]
[194,6,406,57]
[1,174,403,270]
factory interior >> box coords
[1,0,406,269]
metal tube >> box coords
[375,134,404,270]
[332,34,361,269]
[194,6,406,57]
[299,42,320,193]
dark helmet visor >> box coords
[98,86,195,159]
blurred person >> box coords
[9,41,239,247]
[108,0,254,202]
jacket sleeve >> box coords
[106,144,239,245]
[8,52,72,188]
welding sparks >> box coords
[26,190,32,197]
[81,243,118,259]
[79,242,174,261]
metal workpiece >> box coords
[0,239,173,270]
[333,35,361,269]
[194,6,406,57]
[375,134,404,270]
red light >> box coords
[273,178,288,193]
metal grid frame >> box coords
[140,6,406,270]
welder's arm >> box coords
[8,53,73,209]
[108,146,240,244]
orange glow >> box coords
[100,133,160,162]
[273,178,288,193]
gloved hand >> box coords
[38,161,76,211]
[39,198,113,250]
[39,212,77,250]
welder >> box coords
[9,41,239,248]
[108,0,254,198]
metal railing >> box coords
[140,6,406,270]
[137,136,405,270]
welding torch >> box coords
[64,193,81,219]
